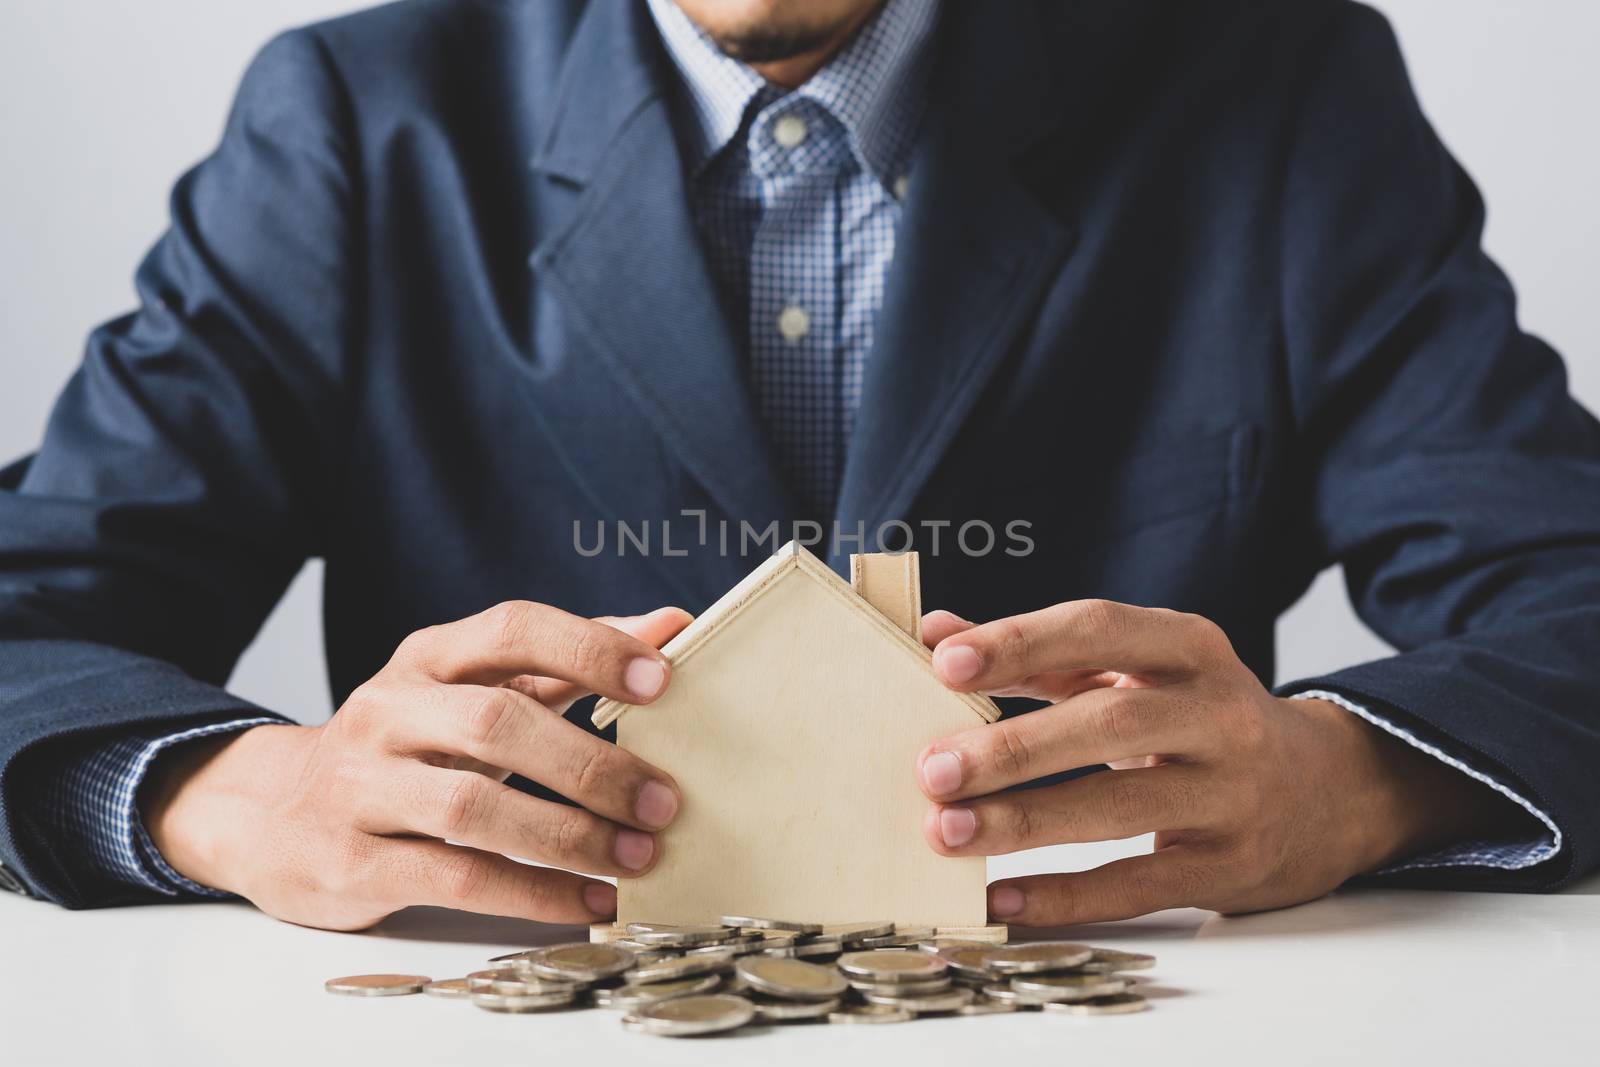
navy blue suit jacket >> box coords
[5,0,1600,906]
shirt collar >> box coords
[645,0,939,190]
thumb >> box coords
[503,606,694,713]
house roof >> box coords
[592,542,1001,728]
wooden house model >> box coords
[592,541,1003,938]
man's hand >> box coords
[916,602,1529,926]
[143,604,692,931]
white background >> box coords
[2,1,1596,723]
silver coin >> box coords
[719,937,770,957]
[625,923,734,947]
[685,943,743,957]
[607,974,724,1010]
[629,993,756,1037]
[324,974,430,997]
[862,987,974,1014]
[720,915,824,936]
[488,949,538,964]
[628,951,735,984]
[750,995,840,1021]
[1043,993,1149,1016]
[930,944,996,979]
[1009,972,1129,1002]
[791,936,844,958]
[858,926,935,948]
[982,942,1094,975]
[978,984,1045,1008]
[824,921,895,943]
[828,1004,914,1025]
[471,988,577,1013]
[465,968,580,995]
[836,950,948,982]
[519,942,637,982]
[958,998,1019,1016]
[1077,949,1157,973]
[847,976,953,997]
[421,978,473,999]
[736,957,849,1000]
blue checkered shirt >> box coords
[33,0,1557,901]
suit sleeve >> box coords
[1274,4,1600,890]
[0,29,358,906]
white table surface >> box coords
[6,837,1596,1067]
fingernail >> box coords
[935,645,982,684]
[625,657,667,701]
[584,881,618,915]
[613,830,655,871]
[990,886,1026,918]
[635,780,679,828]
[939,807,977,848]
[922,751,963,795]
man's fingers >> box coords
[987,846,1212,926]
[922,610,1119,701]
[922,765,1212,856]
[369,766,661,878]
[930,600,1229,693]
[918,687,1212,800]
[398,601,673,703]
[383,838,618,923]
[373,685,680,830]
[504,608,693,713]
[921,609,975,648]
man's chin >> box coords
[710,24,844,64]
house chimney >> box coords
[849,550,923,643]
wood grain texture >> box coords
[850,550,923,642]
[593,543,998,928]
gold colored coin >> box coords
[324,974,430,997]
[470,988,576,1013]
[1078,949,1157,973]
[630,993,756,1036]
[982,942,1094,975]
[422,978,473,999]
[1043,993,1149,1016]
[521,942,637,982]
[1008,972,1129,1002]
[861,987,974,1014]
[625,923,734,947]
[607,974,723,1011]
[628,951,735,984]
[828,1004,914,1024]
[736,957,848,1000]
[847,976,953,997]
[750,995,840,1021]
[836,950,948,982]
[932,944,996,978]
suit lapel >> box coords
[529,0,798,554]
[832,1,1077,562]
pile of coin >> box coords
[325,918,1158,1038]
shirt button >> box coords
[772,114,808,149]
[894,174,910,200]
[776,304,810,341]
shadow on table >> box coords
[368,906,590,948]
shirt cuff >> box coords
[41,717,285,898]
[1286,689,1561,872]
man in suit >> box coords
[2,0,1596,930]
